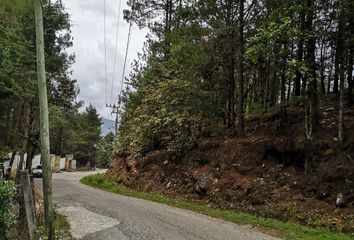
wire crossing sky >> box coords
[103,0,108,105]
[62,0,148,119]
[118,22,133,106]
[110,0,123,105]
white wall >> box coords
[4,153,73,174]
[4,153,41,173]
[60,158,66,170]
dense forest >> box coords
[116,0,353,157]
[0,1,104,168]
[105,0,354,234]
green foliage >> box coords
[0,0,101,169]
[49,103,102,167]
[0,0,31,9]
[36,212,74,240]
[118,3,220,159]
[287,59,309,73]
[0,0,78,155]
[0,177,15,240]
[71,104,102,167]
[119,77,212,158]
[246,17,298,64]
[0,5,36,102]
[114,0,354,159]
[96,132,115,168]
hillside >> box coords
[108,97,354,235]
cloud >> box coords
[73,1,116,18]
[62,0,148,119]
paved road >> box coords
[35,171,282,240]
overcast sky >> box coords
[62,0,148,120]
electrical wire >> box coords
[103,0,108,105]
[117,22,133,108]
[110,0,123,105]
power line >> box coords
[103,0,108,105]
[110,22,133,135]
[117,22,133,107]
[104,2,134,136]
[110,0,123,105]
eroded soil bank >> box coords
[108,100,354,235]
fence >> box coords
[19,170,37,240]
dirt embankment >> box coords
[108,101,354,234]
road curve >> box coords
[35,171,282,240]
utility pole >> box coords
[34,0,55,239]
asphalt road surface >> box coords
[35,171,282,240]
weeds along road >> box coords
[35,171,282,240]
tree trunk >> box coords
[164,0,173,58]
[7,103,21,148]
[169,0,173,31]
[328,51,335,93]
[26,104,39,174]
[348,50,353,105]
[225,0,236,130]
[238,0,245,137]
[319,41,326,94]
[280,65,287,127]
[264,65,271,111]
[270,65,278,108]
[339,65,345,144]
[333,8,345,94]
[7,152,16,178]
[25,144,36,174]
[295,9,305,96]
[56,126,63,156]
[2,105,12,146]
[333,49,340,94]
[228,60,236,129]
[348,5,354,104]
[18,104,29,173]
[304,0,319,138]
[338,1,346,144]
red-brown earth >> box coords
[107,97,354,234]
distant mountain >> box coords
[101,118,115,136]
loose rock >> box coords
[195,172,212,195]
[336,193,346,208]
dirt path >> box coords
[35,171,282,240]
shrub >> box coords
[0,176,15,240]
[118,78,213,159]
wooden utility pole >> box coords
[34,0,55,239]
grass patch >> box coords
[81,173,352,240]
[54,213,73,239]
[36,212,73,240]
